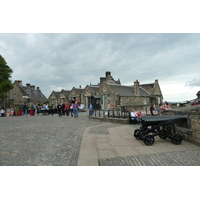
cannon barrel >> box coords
[140,115,188,127]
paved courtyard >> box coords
[1,111,200,166]
[0,112,97,166]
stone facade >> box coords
[98,82,120,109]
[68,87,84,103]
[58,89,70,103]
[5,80,47,109]
[47,71,163,111]
[47,91,60,106]
[120,96,150,108]
[98,77,163,111]
[81,85,100,109]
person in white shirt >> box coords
[0,108,5,117]
[130,109,137,118]
[130,109,141,122]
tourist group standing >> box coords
[55,101,79,118]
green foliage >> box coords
[17,106,22,111]
[0,54,14,99]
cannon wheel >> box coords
[159,129,167,139]
[171,134,182,145]
[143,135,155,146]
[134,129,140,140]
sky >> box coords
[1,33,200,102]
[1,0,200,103]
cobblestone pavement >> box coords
[0,112,100,166]
[1,112,200,166]
[99,150,200,166]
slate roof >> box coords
[90,86,100,92]
[107,83,150,97]
[49,91,60,97]
[75,88,84,92]
[107,84,136,97]
[139,87,151,96]
[60,90,71,95]
[19,85,47,102]
[53,91,60,96]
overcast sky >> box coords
[0,33,200,102]
[1,1,200,103]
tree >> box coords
[0,54,14,99]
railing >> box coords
[90,109,130,119]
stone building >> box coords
[46,71,163,111]
[7,80,47,109]
[90,71,121,86]
[58,89,71,103]
[81,85,101,109]
[68,87,84,103]
[98,79,163,110]
[47,91,61,106]
[82,71,121,109]
[48,89,71,106]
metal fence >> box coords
[90,109,130,119]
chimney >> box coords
[31,85,35,90]
[14,80,22,86]
[106,71,111,78]
[37,87,40,91]
[79,85,81,89]
[26,83,31,88]
[100,77,106,84]
[134,80,140,95]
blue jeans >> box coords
[73,108,78,117]
[22,110,28,116]
[89,108,94,116]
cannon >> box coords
[133,115,188,146]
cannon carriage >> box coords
[133,115,188,146]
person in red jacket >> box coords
[65,102,70,116]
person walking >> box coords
[33,104,37,114]
[89,103,94,116]
[49,104,54,116]
[22,103,28,117]
[73,101,79,118]
[61,102,65,116]
[57,103,62,117]
[70,103,73,117]
[0,108,5,117]
[65,102,70,116]
[37,104,41,116]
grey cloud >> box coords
[186,79,200,87]
[0,33,200,100]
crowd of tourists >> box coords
[130,102,171,121]
[19,101,80,118]
[36,101,80,118]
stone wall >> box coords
[99,83,118,109]
[120,96,150,111]
[166,108,200,146]
[9,84,24,105]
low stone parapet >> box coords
[88,116,129,124]
[165,105,200,146]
